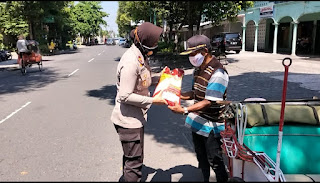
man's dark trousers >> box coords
[192,130,229,182]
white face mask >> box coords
[189,53,205,67]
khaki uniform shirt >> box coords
[111,44,153,128]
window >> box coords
[225,33,240,40]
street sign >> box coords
[260,4,274,19]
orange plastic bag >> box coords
[153,66,184,106]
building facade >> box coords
[242,1,320,55]
[178,1,320,56]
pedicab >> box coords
[220,58,320,182]
[18,40,43,75]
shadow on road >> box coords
[227,71,320,101]
[85,84,117,105]
[140,164,202,182]
[43,49,80,56]
[226,57,239,64]
[0,67,61,96]
[114,57,121,62]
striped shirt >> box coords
[185,66,229,137]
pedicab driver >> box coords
[16,35,29,60]
[110,22,167,182]
[168,35,229,182]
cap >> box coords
[180,35,212,55]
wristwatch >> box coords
[183,107,189,115]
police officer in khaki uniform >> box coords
[111,22,167,182]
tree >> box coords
[1,1,76,50]
[0,1,109,51]
[116,1,166,38]
[188,1,254,38]
[116,1,132,38]
[117,1,253,41]
[0,2,28,49]
[156,1,186,42]
[157,1,254,39]
[71,1,108,42]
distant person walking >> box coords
[110,22,167,182]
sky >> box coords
[100,1,119,35]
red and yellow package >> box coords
[153,66,184,106]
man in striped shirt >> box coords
[168,35,229,182]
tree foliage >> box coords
[71,1,108,39]
[181,1,254,38]
[116,1,254,40]
[0,1,109,51]
[0,2,28,49]
[116,1,167,38]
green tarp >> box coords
[243,103,320,127]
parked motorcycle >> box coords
[73,42,77,50]
[0,50,12,61]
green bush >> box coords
[160,47,173,53]
[0,43,5,50]
[158,41,175,53]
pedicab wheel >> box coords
[38,60,43,71]
[20,59,27,75]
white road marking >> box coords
[0,101,31,124]
[88,58,95,63]
[68,69,79,77]
[98,53,101,55]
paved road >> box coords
[0,45,320,181]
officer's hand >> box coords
[168,101,184,114]
[152,90,168,105]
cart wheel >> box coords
[20,59,27,75]
[38,60,43,71]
